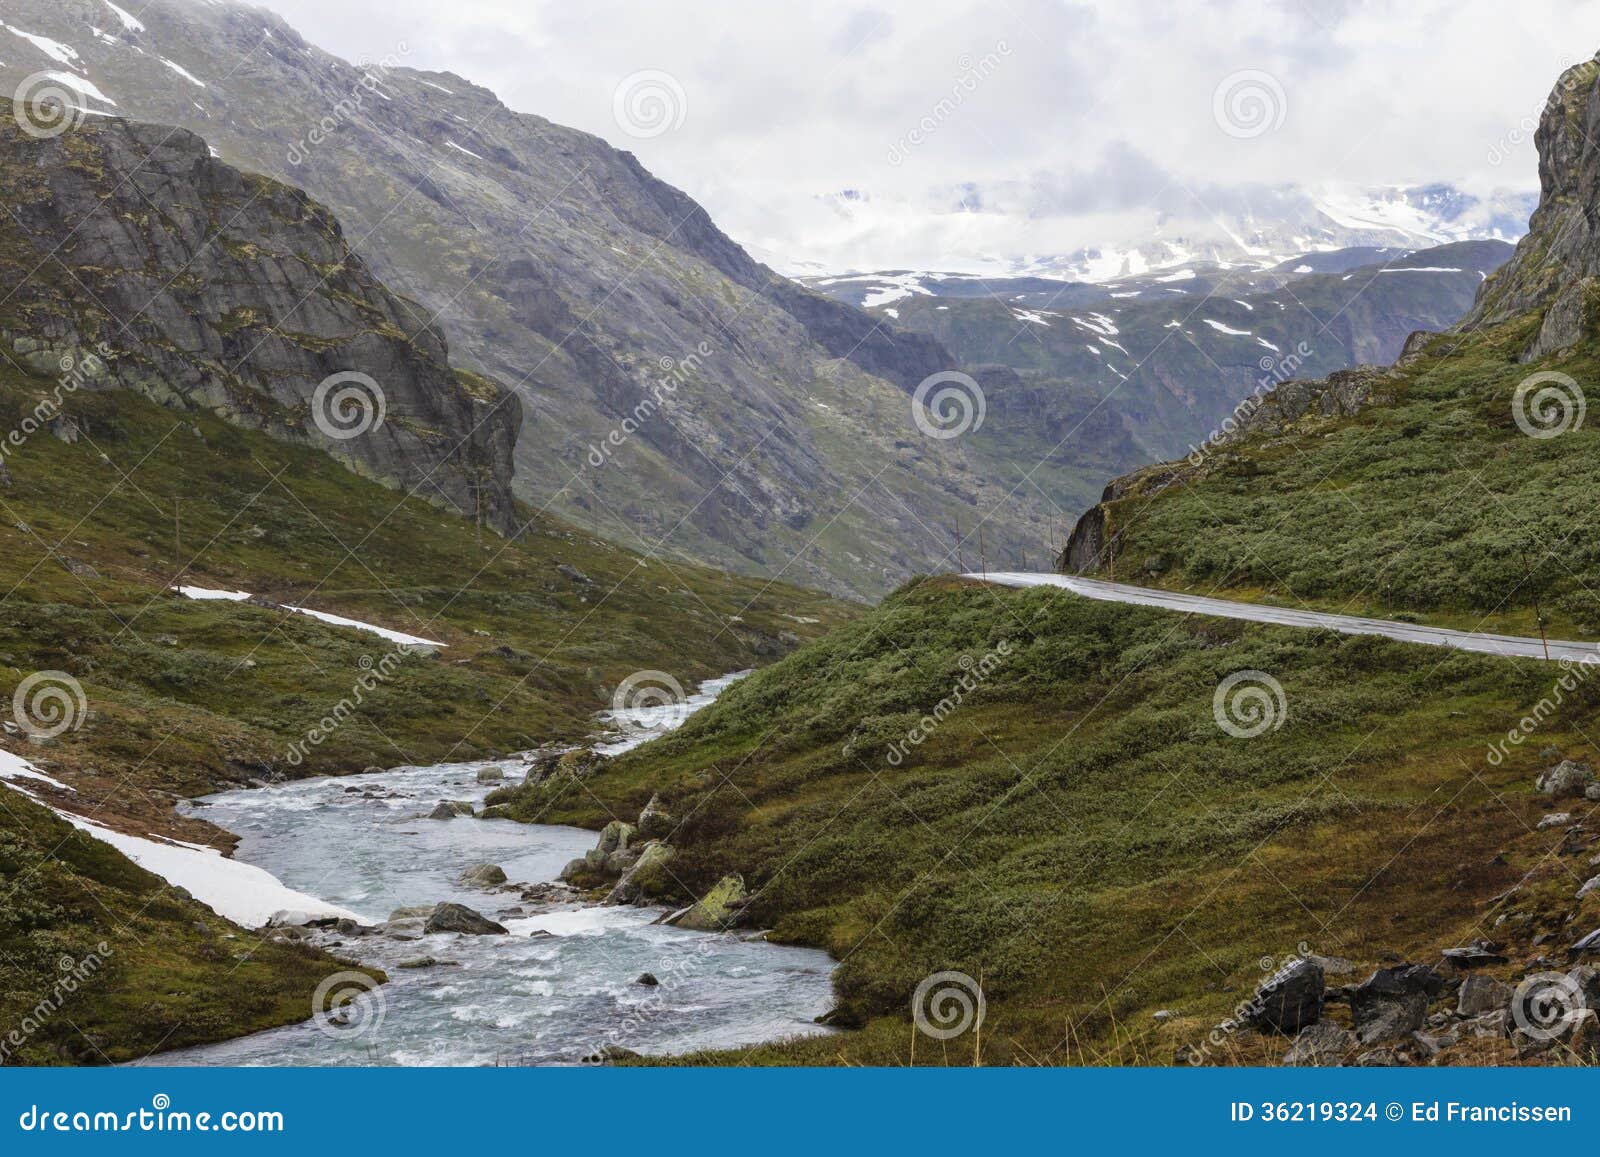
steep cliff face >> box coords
[1463,55,1600,360]
[0,106,521,531]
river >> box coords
[142,673,836,1066]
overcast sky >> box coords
[257,0,1599,271]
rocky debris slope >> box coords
[0,105,520,532]
[1462,54,1600,360]
[1177,755,1600,1068]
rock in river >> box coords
[423,902,508,935]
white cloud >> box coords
[257,0,1599,270]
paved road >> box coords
[963,571,1600,664]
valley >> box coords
[0,0,1596,1079]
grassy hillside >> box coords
[1068,309,1600,639]
[514,577,1591,1064]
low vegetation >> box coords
[519,576,1598,1064]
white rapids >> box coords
[141,672,834,1067]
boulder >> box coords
[1440,944,1508,968]
[1350,964,1444,1045]
[1282,1021,1356,1066]
[1537,760,1595,798]
[388,905,434,921]
[1456,974,1514,1017]
[1537,812,1573,830]
[1587,783,1600,802]
[398,956,440,969]
[381,918,427,941]
[1242,959,1325,1035]
[604,841,675,905]
[1354,1048,1399,1066]
[427,800,475,820]
[475,767,505,784]
[597,820,635,856]
[664,873,747,932]
[423,902,508,935]
[581,1043,640,1065]
[636,793,673,840]
[456,863,508,889]
[635,972,661,987]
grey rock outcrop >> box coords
[1349,965,1444,1045]
[1283,1021,1356,1066]
[1242,959,1325,1035]
[1461,55,1600,358]
[0,106,520,532]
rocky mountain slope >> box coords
[0,0,1059,597]
[879,241,1511,480]
[0,101,521,531]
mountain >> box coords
[838,241,1512,498]
[488,54,1600,1067]
[0,103,521,532]
[0,0,1062,598]
[781,179,1536,282]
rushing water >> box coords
[145,673,836,1066]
